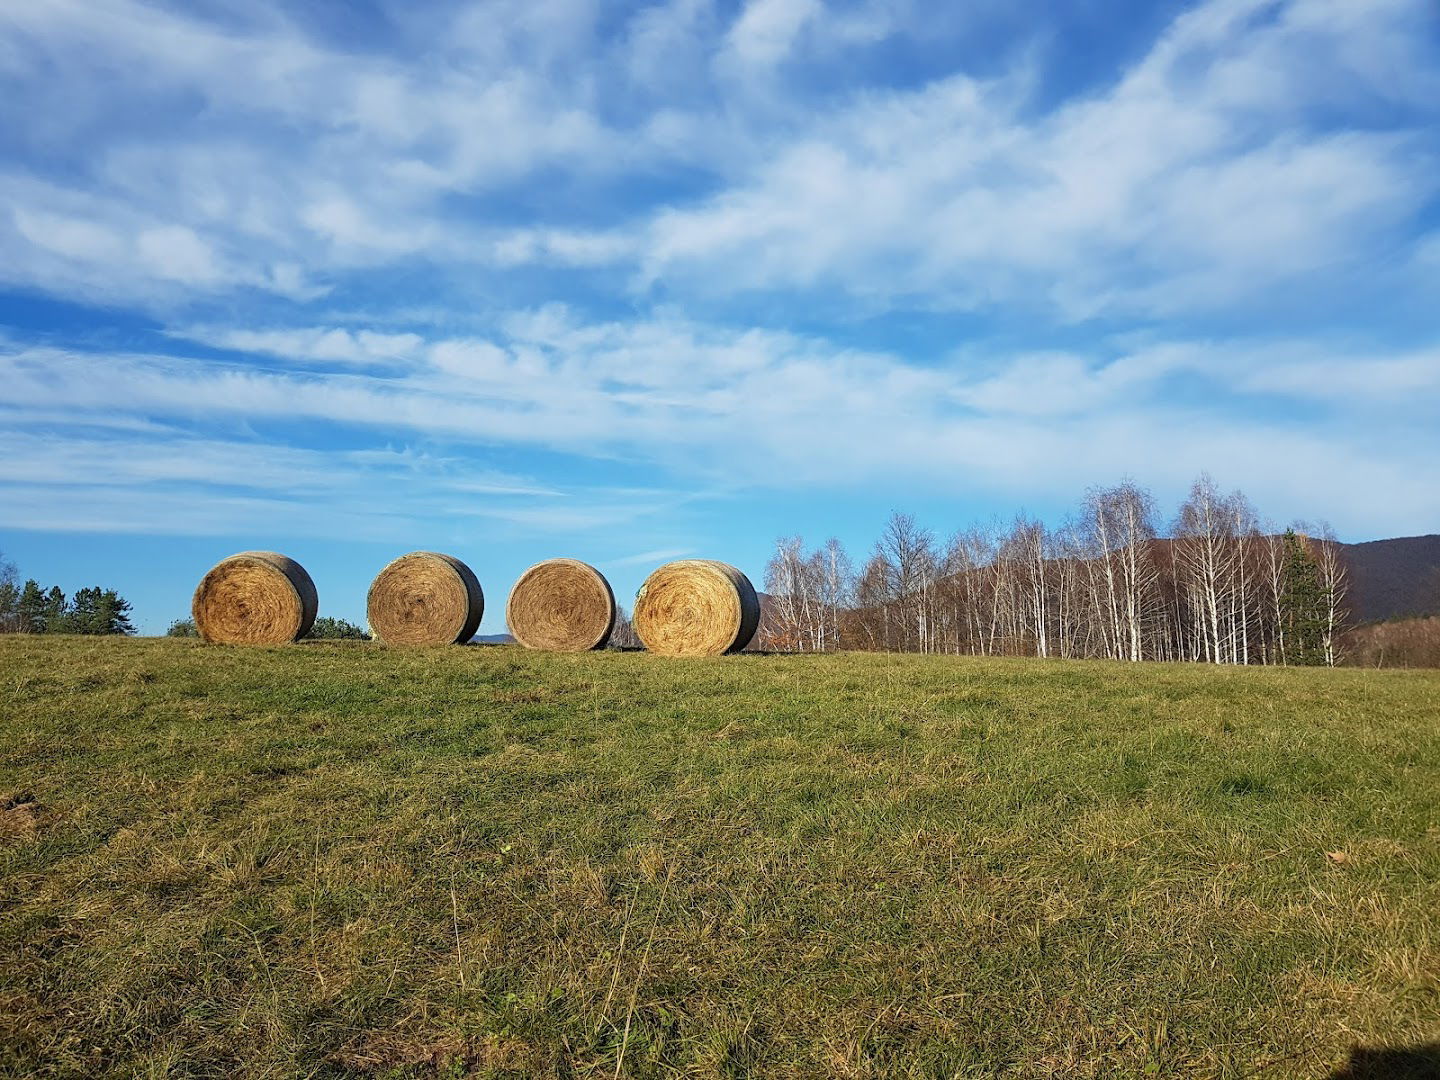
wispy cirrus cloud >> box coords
[3,307,1438,537]
[2,0,1433,323]
[0,423,677,540]
[170,326,426,368]
[631,0,1440,320]
[606,547,697,568]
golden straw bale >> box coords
[633,560,759,657]
[191,551,318,645]
[506,559,616,651]
[367,552,483,646]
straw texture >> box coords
[505,558,616,652]
[367,552,483,646]
[191,551,318,645]
[633,560,759,657]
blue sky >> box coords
[2,0,1438,634]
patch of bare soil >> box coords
[0,793,45,843]
[329,1032,534,1075]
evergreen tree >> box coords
[43,586,70,633]
[67,587,135,635]
[1278,531,1326,666]
[17,580,47,633]
[67,587,101,633]
[0,562,134,635]
[97,589,136,635]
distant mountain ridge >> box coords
[1338,535,1440,623]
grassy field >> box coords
[2,638,1438,1079]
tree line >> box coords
[760,475,1348,666]
[0,553,136,636]
[167,616,371,639]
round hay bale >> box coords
[506,558,616,652]
[367,552,483,646]
[633,560,759,657]
[191,551,318,645]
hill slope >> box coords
[1339,534,1440,623]
[3,637,1438,1077]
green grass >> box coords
[2,637,1438,1078]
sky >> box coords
[1,0,1438,635]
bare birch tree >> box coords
[1173,475,1240,663]
[1311,523,1350,667]
[1084,481,1162,661]
[763,472,1351,668]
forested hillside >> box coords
[1339,535,1440,622]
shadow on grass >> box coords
[1328,1044,1440,1079]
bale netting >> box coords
[191,551,318,645]
[367,552,483,646]
[506,558,616,652]
[633,560,759,657]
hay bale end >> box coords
[506,558,616,651]
[367,552,483,646]
[191,551,318,645]
[633,560,759,657]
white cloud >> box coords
[0,0,621,303]
[492,227,638,268]
[0,0,1433,320]
[723,0,821,70]
[2,310,1437,537]
[426,339,514,379]
[0,173,324,303]
[623,0,717,94]
[606,547,696,567]
[0,425,667,540]
[12,208,127,263]
[136,226,224,285]
[639,0,1437,317]
[172,326,426,368]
